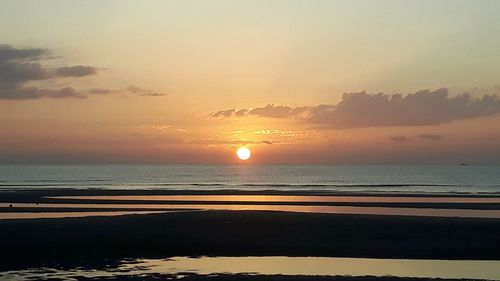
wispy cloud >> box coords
[88,85,166,97]
[210,88,500,128]
[88,88,120,95]
[127,85,165,96]
[0,44,96,99]
[210,105,307,118]
[55,65,97,77]
[187,138,273,146]
[0,44,165,100]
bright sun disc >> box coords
[237,147,251,160]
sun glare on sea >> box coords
[236,147,251,160]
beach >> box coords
[1,165,500,280]
[1,188,500,277]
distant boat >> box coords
[459,163,469,166]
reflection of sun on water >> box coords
[236,147,251,160]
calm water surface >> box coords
[2,256,500,281]
[1,165,500,194]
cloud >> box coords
[188,139,273,146]
[210,108,237,117]
[0,86,85,99]
[88,86,166,97]
[56,65,98,77]
[127,85,165,96]
[235,108,250,116]
[88,88,119,95]
[0,44,48,61]
[0,45,50,85]
[305,89,500,128]
[210,104,308,118]
[210,88,500,128]
[388,136,407,143]
[418,134,444,141]
[0,44,93,99]
[248,104,303,118]
[0,45,164,100]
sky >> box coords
[1,0,500,164]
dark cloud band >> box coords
[0,45,165,100]
[0,45,95,99]
[55,65,97,77]
[211,88,500,128]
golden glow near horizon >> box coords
[236,147,251,161]
[1,1,500,164]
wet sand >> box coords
[4,189,500,211]
[3,189,500,219]
[1,210,500,270]
[4,202,500,219]
[1,189,500,272]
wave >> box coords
[23,179,111,183]
[2,182,500,192]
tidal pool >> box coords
[1,256,500,281]
[3,201,500,219]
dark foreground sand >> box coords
[1,209,500,270]
[2,188,500,279]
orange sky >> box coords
[1,1,500,164]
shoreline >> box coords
[3,187,500,201]
[1,210,500,270]
[3,257,500,281]
[3,189,500,216]
[1,188,500,272]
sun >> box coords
[236,147,251,160]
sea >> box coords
[1,164,499,194]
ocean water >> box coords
[0,164,499,194]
